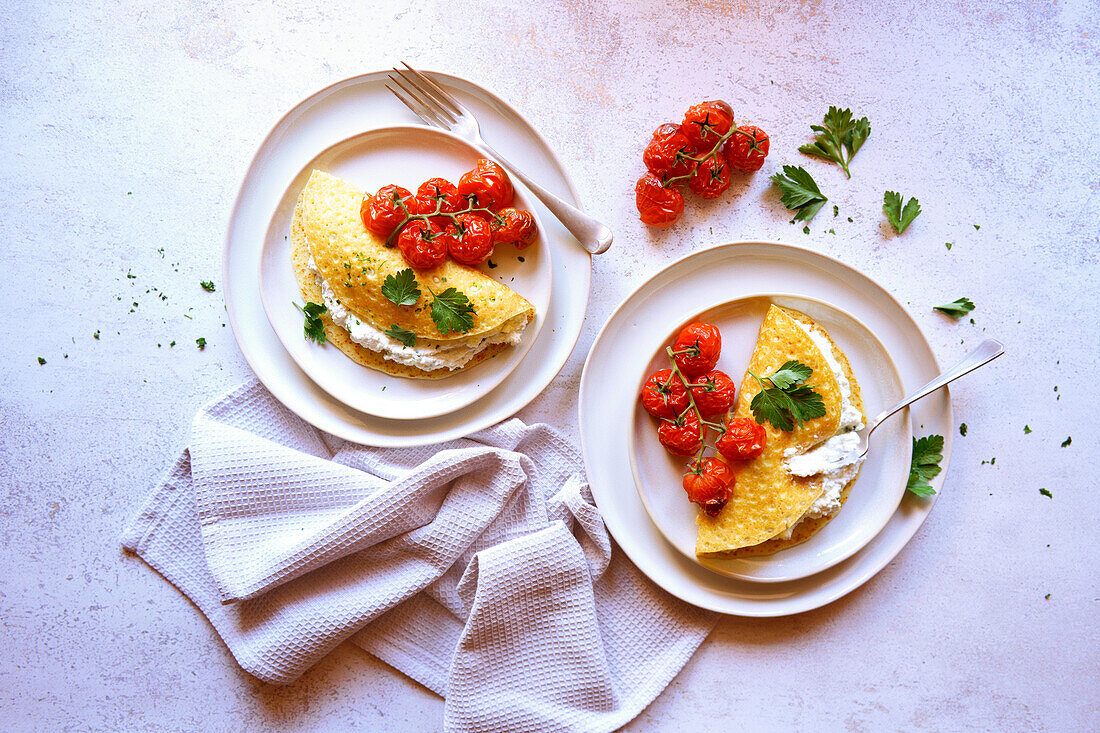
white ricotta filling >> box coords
[308,255,526,371]
[776,320,865,540]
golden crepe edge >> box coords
[694,305,866,557]
[290,170,535,380]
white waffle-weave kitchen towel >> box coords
[122,380,716,732]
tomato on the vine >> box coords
[491,207,537,248]
[723,125,770,172]
[657,410,703,457]
[688,157,732,199]
[457,158,514,209]
[681,100,734,148]
[682,457,735,517]
[690,370,736,418]
[447,213,495,266]
[717,416,767,461]
[396,219,447,269]
[643,123,697,179]
[640,368,690,420]
[672,322,721,377]
[635,172,684,228]
[362,184,412,239]
[413,177,463,217]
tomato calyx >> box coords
[661,126,761,189]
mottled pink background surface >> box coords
[2,1,1097,730]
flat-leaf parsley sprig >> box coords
[883,191,922,234]
[747,360,826,431]
[381,268,421,306]
[771,166,829,223]
[799,106,871,178]
[295,301,328,343]
[907,434,944,496]
[933,297,975,319]
[429,287,475,335]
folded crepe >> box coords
[290,170,535,379]
[695,305,866,557]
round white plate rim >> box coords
[222,70,591,446]
[626,291,909,582]
[255,123,551,420]
[579,240,953,616]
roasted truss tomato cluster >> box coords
[635,100,770,228]
[638,321,768,516]
[360,158,537,269]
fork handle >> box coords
[476,141,613,255]
[869,339,1005,434]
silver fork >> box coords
[386,63,613,255]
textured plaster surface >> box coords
[1,0,1097,730]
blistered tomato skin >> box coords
[635,173,684,228]
[641,368,691,420]
[363,184,413,239]
[682,457,735,516]
[681,100,735,148]
[723,125,770,172]
[458,158,514,209]
[672,322,722,377]
[690,370,737,418]
[688,157,732,199]
[397,219,447,269]
[643,123,698,179]
[491,207,537,248]
[658,411,703,457]
[717,416,767,461]
[447,214,495,266]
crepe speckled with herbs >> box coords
[290,170,534,379]
[695,305,865,557]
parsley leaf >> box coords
[883,191,921,234]
[798,106,870,178]
[959,423,968,436]
[195,337,207,350]
[934,297,975,318]
[1061,436,1072,447]
[430,288,475,335]
[771,165,828,223]
[37,356,46,365]
[200,280,215,292]
[1023,425,1032,434]
[381,268,421,306]
[384,324,417,347]
[748,360,826,431]
[295,301,327,344]
[768,360,813,390]
[907,434,944,496]
[1039,488,1052,498]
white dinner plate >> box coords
[258,125,551,420]
[630,294,909,582]
[580,242,952,616]
[223,72,590,445]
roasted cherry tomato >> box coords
[643,123,697,179]
[681,100,734,148]
[717,416,767,461]
[682,457,735,517]
[688,157,732,199]
[458,158,514,209]
[640,368,690,420]
[689,370,736,418]
[362,184,412,239]
[447,213,495,266]
[723,125,770,172]
[672,322,721,377]
[396,219,447,269]
[416,178,463,212]
[491,207,537,248]
[657,410,703,457]
[635,172,684,228]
